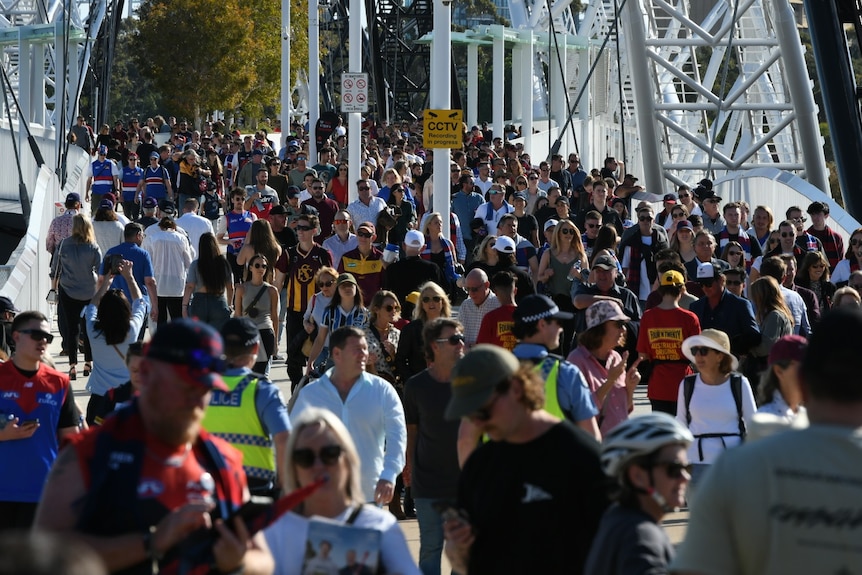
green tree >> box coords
[108,19,166,120]
[134,0,260,119]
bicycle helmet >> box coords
[601,412,693,478]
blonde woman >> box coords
[395,281,451,382]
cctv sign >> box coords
[423,109,463,148]
[341,73,369,113]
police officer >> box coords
[202,317,291,497]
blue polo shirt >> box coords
[102,242,154,301]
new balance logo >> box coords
[522,483,553,504]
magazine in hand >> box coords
[302,514,381,575]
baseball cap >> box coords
[143,197,158,209]
[544,219,559,232]
[445,345,521,420]
[103,192,117,204]
[357,221,376,235]
[676,219,693,232]
[660,269,685,287]
[65,192,81,204]
[160,200,177,216]
[220,317,261,348]
[99,199,114,210]
[625,173,639,182]
[768,335,808,367]
[0,296,19,314]
[144,319,228,391]
[593,253,617,270]
[513,192,527,202]
[585,300,629,330]
[286,186,301,199]
[695,262,725,283]
[697,178,713,190]
[150,151,160,159]
[405,291,421,306]
[514,294,574,325]
[335,273,359,288]
[98,145,108,155]
[663,193,677,204]
[269,204,288,216]
[404,230,425,249]
[252,149,264,156]
[493,235,516,254]
[127,152,138,159]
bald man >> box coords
[459,269,501,346]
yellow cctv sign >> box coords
[423,109,463,148]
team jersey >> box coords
[90,159,117,194]
[226,210,255,255]
[142,165,170,200]
[277,244,332,313]
[121,166,144,201]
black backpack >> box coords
[683,373,747,461]
[202,190,221,220]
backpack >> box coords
[202,190,221,220]
[683,373,747,461]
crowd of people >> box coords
[0,114,860,574]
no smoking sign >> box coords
[341,73,368,113]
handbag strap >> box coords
[111,344,125,362]
[244,284,268,315]
[345,504,364,524]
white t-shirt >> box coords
[264,507,420,575]
[672,425,862,574]
[676,373,757,464]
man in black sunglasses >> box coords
[0,311,82,530]
[443,344,609,575]
[35,319,274,573]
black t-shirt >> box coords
[403,369,460,499]
[273,226,298,250]
[516,214,539,245]
[583,503,675,575]
[458,422,610,575]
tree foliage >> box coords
[134,0,259,118]
[107,19,165,120]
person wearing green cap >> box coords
[443,345,609,575]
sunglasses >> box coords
[653,460,694,480]
[639,216,654,222]
[358,186,370,191]
[293,445,343,469]
[569,159,579,163]
[728,251,742,257]
[252,263,268,269]
[18,329,54,343]
[383,304,400,312]
[468,392,502,422]
[529,176,539,180]
[780,232,794,238]
[560,228,575,235]
[465,285,485,293]
[422,295,443,303]
[690,346,714,356]
[678,193,690,199]
[700,279,716,288]
[851,239,862,246]
[333,219,349,225]
[296,225,315,232]
[357,231,374,238]
[318,280,335,288]
[435,333,465,345]
[311,186,323,191]
[451,168,460,173]
[791,216,807,222]
[725,280,743,286]
[673,213,686,218]
[586,223,599,229]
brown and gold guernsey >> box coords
[277,244,332,312]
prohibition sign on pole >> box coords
[341,73,368,113]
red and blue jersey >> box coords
[0,361,70,502]
[90,159,116,194]
[142,165,169,200]
[226,210,255,254]
[121,166,143,201]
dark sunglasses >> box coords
[333,219,349,225]
[450,168,460,172]
[318,280,335,288]
[466,285,485,293]
[435,333,466,345]
[728,251,742,257]
[639,216,654,222]
[586,223,599,229]
[422,295,443,303]
[296,225,315,232]
[700,279,716,288]
[678,193,690,198]
[560,228,575,235]
[357,186,370,191]
[312,186,323,190]
[725,280,743,286]
[383,304,400,312]
[780,232,794,238]
[357,231,374,238]
[18,329,54,343]
[690,346,714,356]
[293,445,343,469]
[252,263,268,269]
[469,392,502,422]
[653,460,694,479]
